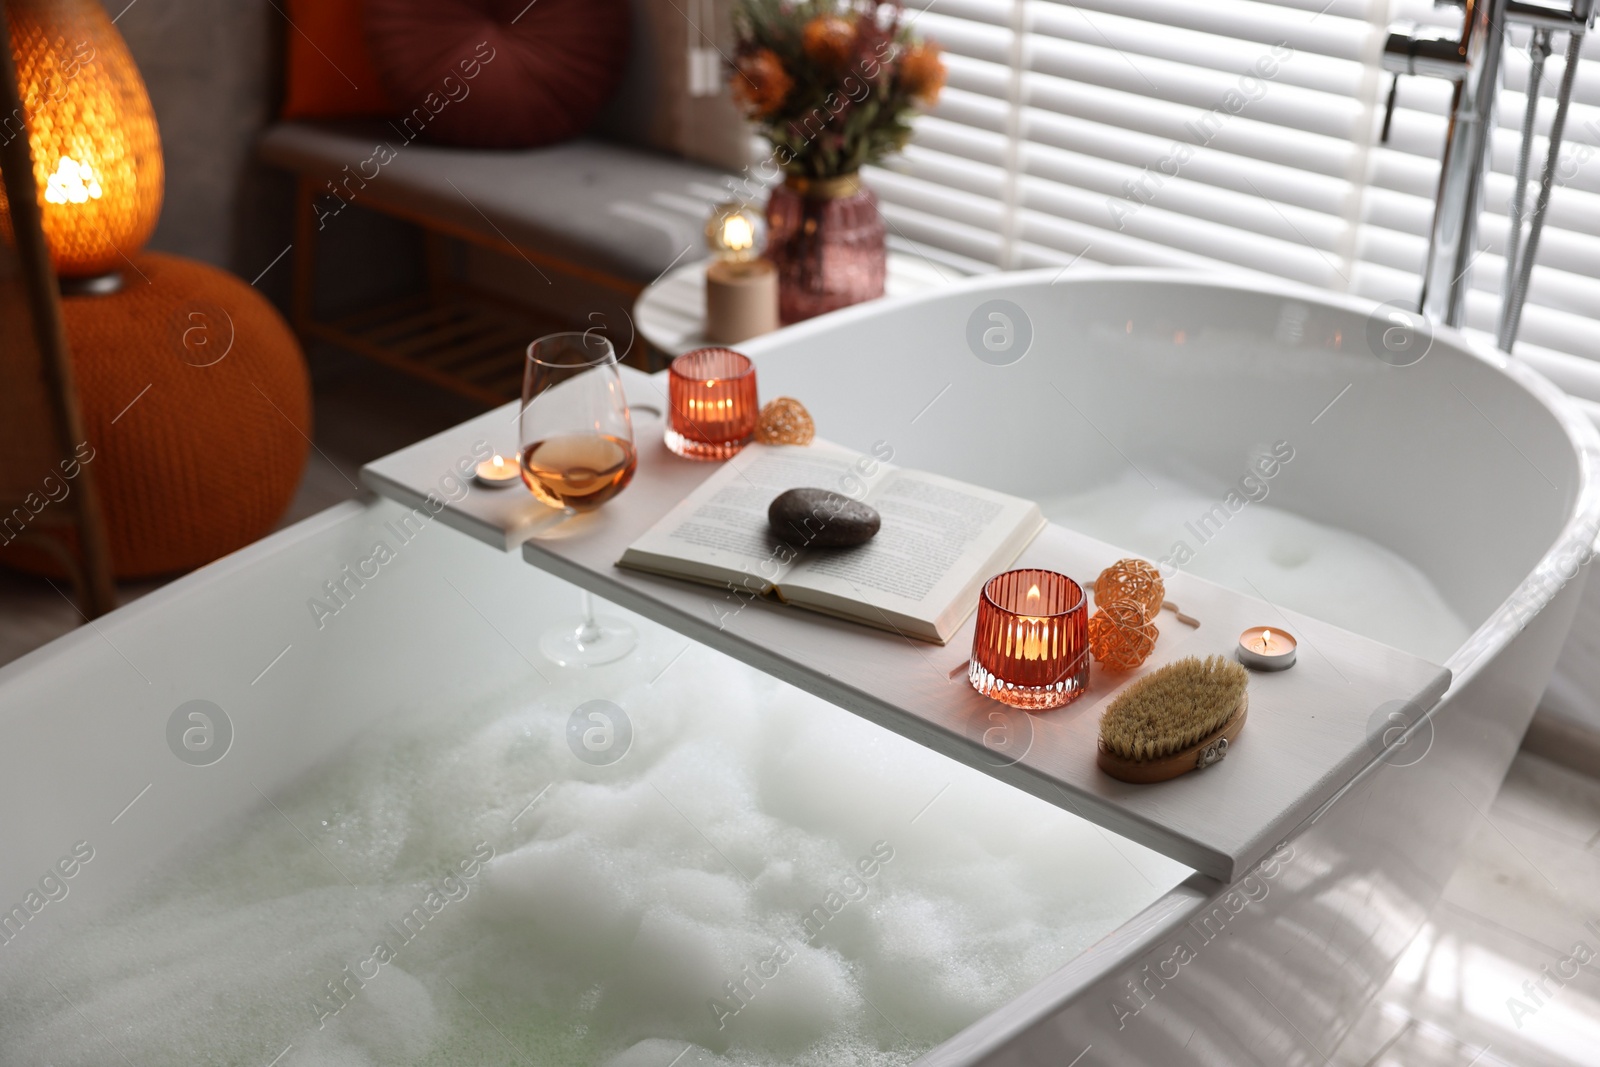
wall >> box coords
[101,0,294,298]
[99,0,743,311]
[593,0,753,171]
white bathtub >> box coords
[1,269,1596,1066]
[741,268,1600,1063]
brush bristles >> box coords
[1099,655,1249,762]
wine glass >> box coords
[521,331,638,667]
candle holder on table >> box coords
[969,569,1090,710]
[474,452,520,488]
[665,347,760,461]
[1236,627,1297,671]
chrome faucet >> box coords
[1382,0,1596,350]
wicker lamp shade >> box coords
[6,254,311,579]
[1,0,163,277]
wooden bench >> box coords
[259,121,737,402]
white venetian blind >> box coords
[870,0,1600,388]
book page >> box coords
[618,441,894,590]
[782,469,1041,629]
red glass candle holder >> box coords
[969,569,1090,710]
[665,347,760,461]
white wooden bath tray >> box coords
[363,369,1451,882]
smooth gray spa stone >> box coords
[768,488,881,547]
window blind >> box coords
[872,0,1600,395]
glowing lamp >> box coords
[702,202,777,344]
[705,202,764,263]
[3,0,163,286]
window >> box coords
[874,0,1600,406]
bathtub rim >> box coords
[738,265,1600,694]
[0,499,370,696]
[912,874,1217,1067]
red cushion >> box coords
[364,0,631,149]
[281,0,397,120]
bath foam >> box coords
[1041,471,1473,664]
[0,640,1189,1066]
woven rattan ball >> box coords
[1094,557,1165,617]
[754,396,815,445]
[1088,598,1160,672]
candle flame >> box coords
[1027,584,1040,601]
[1012,618,1049,661]
[491,453,505,466]
[1261,629,1272,651]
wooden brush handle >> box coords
[1096,694,1249,785]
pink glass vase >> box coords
[765,173,887,325]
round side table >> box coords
[634,251,957,359]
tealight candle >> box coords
[665,347,760,461]
[474,452,520,488]
[1237,626,1297,671]
[968,569,1090,710]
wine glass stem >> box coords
[576,590,604,644]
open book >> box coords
[616,441,1044,643]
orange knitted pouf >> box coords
[11,253,311,579]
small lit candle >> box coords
[665,347,760,461]
[475,452,520,489]
[1236,626,1297,671]
[969,569,1090,710]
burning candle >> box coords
[665,347,760,461]
[1236,626,1297,671]
[474,453,520,488]
[969,569,1090,710]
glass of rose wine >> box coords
[521,331,638,666]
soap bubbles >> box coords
[3,644,1191,1066]
[567,698,633,766]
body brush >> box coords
[1098,655,1249,783]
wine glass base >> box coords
[540,616,637,667]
